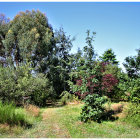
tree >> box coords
[99,48,119,65]
[0,14,10,66]
[69,48,86,72]
[69,30,96,73]
[123,48,140,78]
[3,10,54,70]
[47,28,74,96]
[83,30,96,68]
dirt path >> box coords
[42,108,70,138]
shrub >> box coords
[117,75,140,103]
[68,62,118,99]
[123,103,140,127]
[60,91,73,105]
[101,74,118,96]
[80,94,107,123]
[0,101,31,127]
[128,79,140,103]
[0,63,54,106]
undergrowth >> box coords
[0,101,32,127]
[123,103,140,128]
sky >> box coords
[0,2,140,70]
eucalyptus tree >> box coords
[3,10,54,71]
[0,14,10,66]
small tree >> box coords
[80,94,107,123]
[99,49,119,65]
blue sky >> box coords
[0,2,140,70]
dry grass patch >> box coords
[67,100,82,105]
[24,104,40,117]
[0,123,23,136]
[104,102,129,119]
[111,103,124,113]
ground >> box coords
[0,103,140,138]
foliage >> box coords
[60,91,73,105]
[116,72,140,102]
[101,74,118,97]
[0,14,10,66]
[126,78,140,103]
[123,103,140,127]
[123,48,140,78]
[80,94,107,122]
[112,71,128,100]
[47,28,73,97]
[69,62,118,99]
[68,33,119,100]
[0,63,54,107]
[99,48,119,65]
[60,90,80,105]
[83,30,96,68]
[103,63,121,78]
[3,10,54,70]
[0,101,31,127]
[1,11,75,99]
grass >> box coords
[122,103,140,128]
[0,102,140,138]
[24,104,40,117]
[0,101,32,127]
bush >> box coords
[0,101,31,127]
[123,103,140,127]
[128,79,140,103]
[60,91,73,105]
[68,62,118,99]
[0,63,54,107]
[117,75,140,103]
[80,94,107,123]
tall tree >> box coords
[99,48,119,65]
[3,10,54,70]
[0,14,10,66]
[69,48,85,72]
[83,30,96,68]
[69,30,96,74]
[123,48,140,78]
[47,28,74,96]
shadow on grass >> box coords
[101,110,119,122]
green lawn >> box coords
[0,103,140,138]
